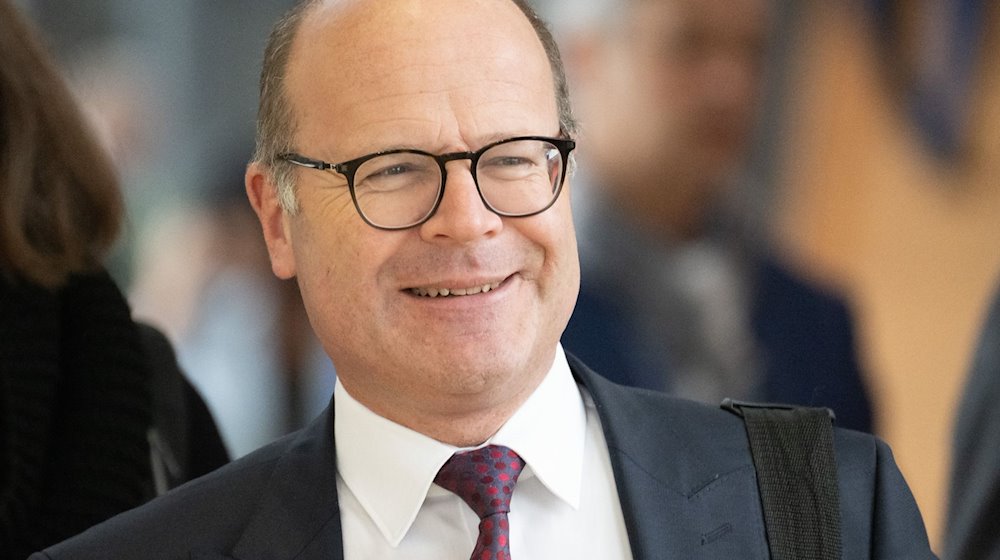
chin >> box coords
[442,349,528,384]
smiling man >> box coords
[250,0,581,451]
[32,0,936,559]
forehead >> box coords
[285,0,559,154]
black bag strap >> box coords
[722,399,843,560]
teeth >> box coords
[411,281,501,298]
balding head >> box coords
[252,0,575,213]
[242,0,583,446]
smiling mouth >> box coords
[409,280,503,298]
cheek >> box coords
[288,216,358,315]
[293,235,385,367]
[537,201,580,300]
[298,233,379,309]
[556,228,581,303]
[545,229,581,340]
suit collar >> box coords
[567,354,743,493]
[567,353,769,559]
[227,407,344,560]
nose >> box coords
[418,160,503,243]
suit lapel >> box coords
[227,403,345,560]
[569,354,770,560]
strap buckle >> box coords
[721,397,836,421]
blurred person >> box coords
[0,2,227,556]
[553,0,875,431]
[31,0,934,558]
[130,153,335,458]
[945,278,1000,560]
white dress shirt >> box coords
[334,344,633,559]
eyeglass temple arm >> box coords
[280,153,333,171]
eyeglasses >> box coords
[278,135,576,230]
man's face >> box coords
[252,0,579,430]
[581,0,771,192]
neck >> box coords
[338,370,545,448]
[402,408,514,448]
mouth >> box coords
[408,279,504,298]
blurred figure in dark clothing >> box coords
[0,2,227,556]
[551,0,875,431]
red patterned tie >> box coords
[435,445,525,560]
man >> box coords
[32,0,935,558]
[554,0,875,432]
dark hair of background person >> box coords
[0,0,122,289]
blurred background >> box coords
[14,0,1000,552]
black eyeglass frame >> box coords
[278,135,576,230]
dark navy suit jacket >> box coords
[33,354,935,559]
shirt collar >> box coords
[490,344,585,509]
[334,344,587,547]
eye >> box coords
[370,162,417,178]
[479,140,553,181]
[489,155,534,167]
[355,153,437,193]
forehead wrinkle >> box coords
[328,73,555,155]
[351,33,546,91]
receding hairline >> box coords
[262,0,575,135]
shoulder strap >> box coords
[722,399,843,560]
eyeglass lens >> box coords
[352,138,564,228]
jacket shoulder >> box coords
[39,430,300,559]
[573,355,936,559]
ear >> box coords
[246,163,297,279]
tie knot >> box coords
[434,444,524,519]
